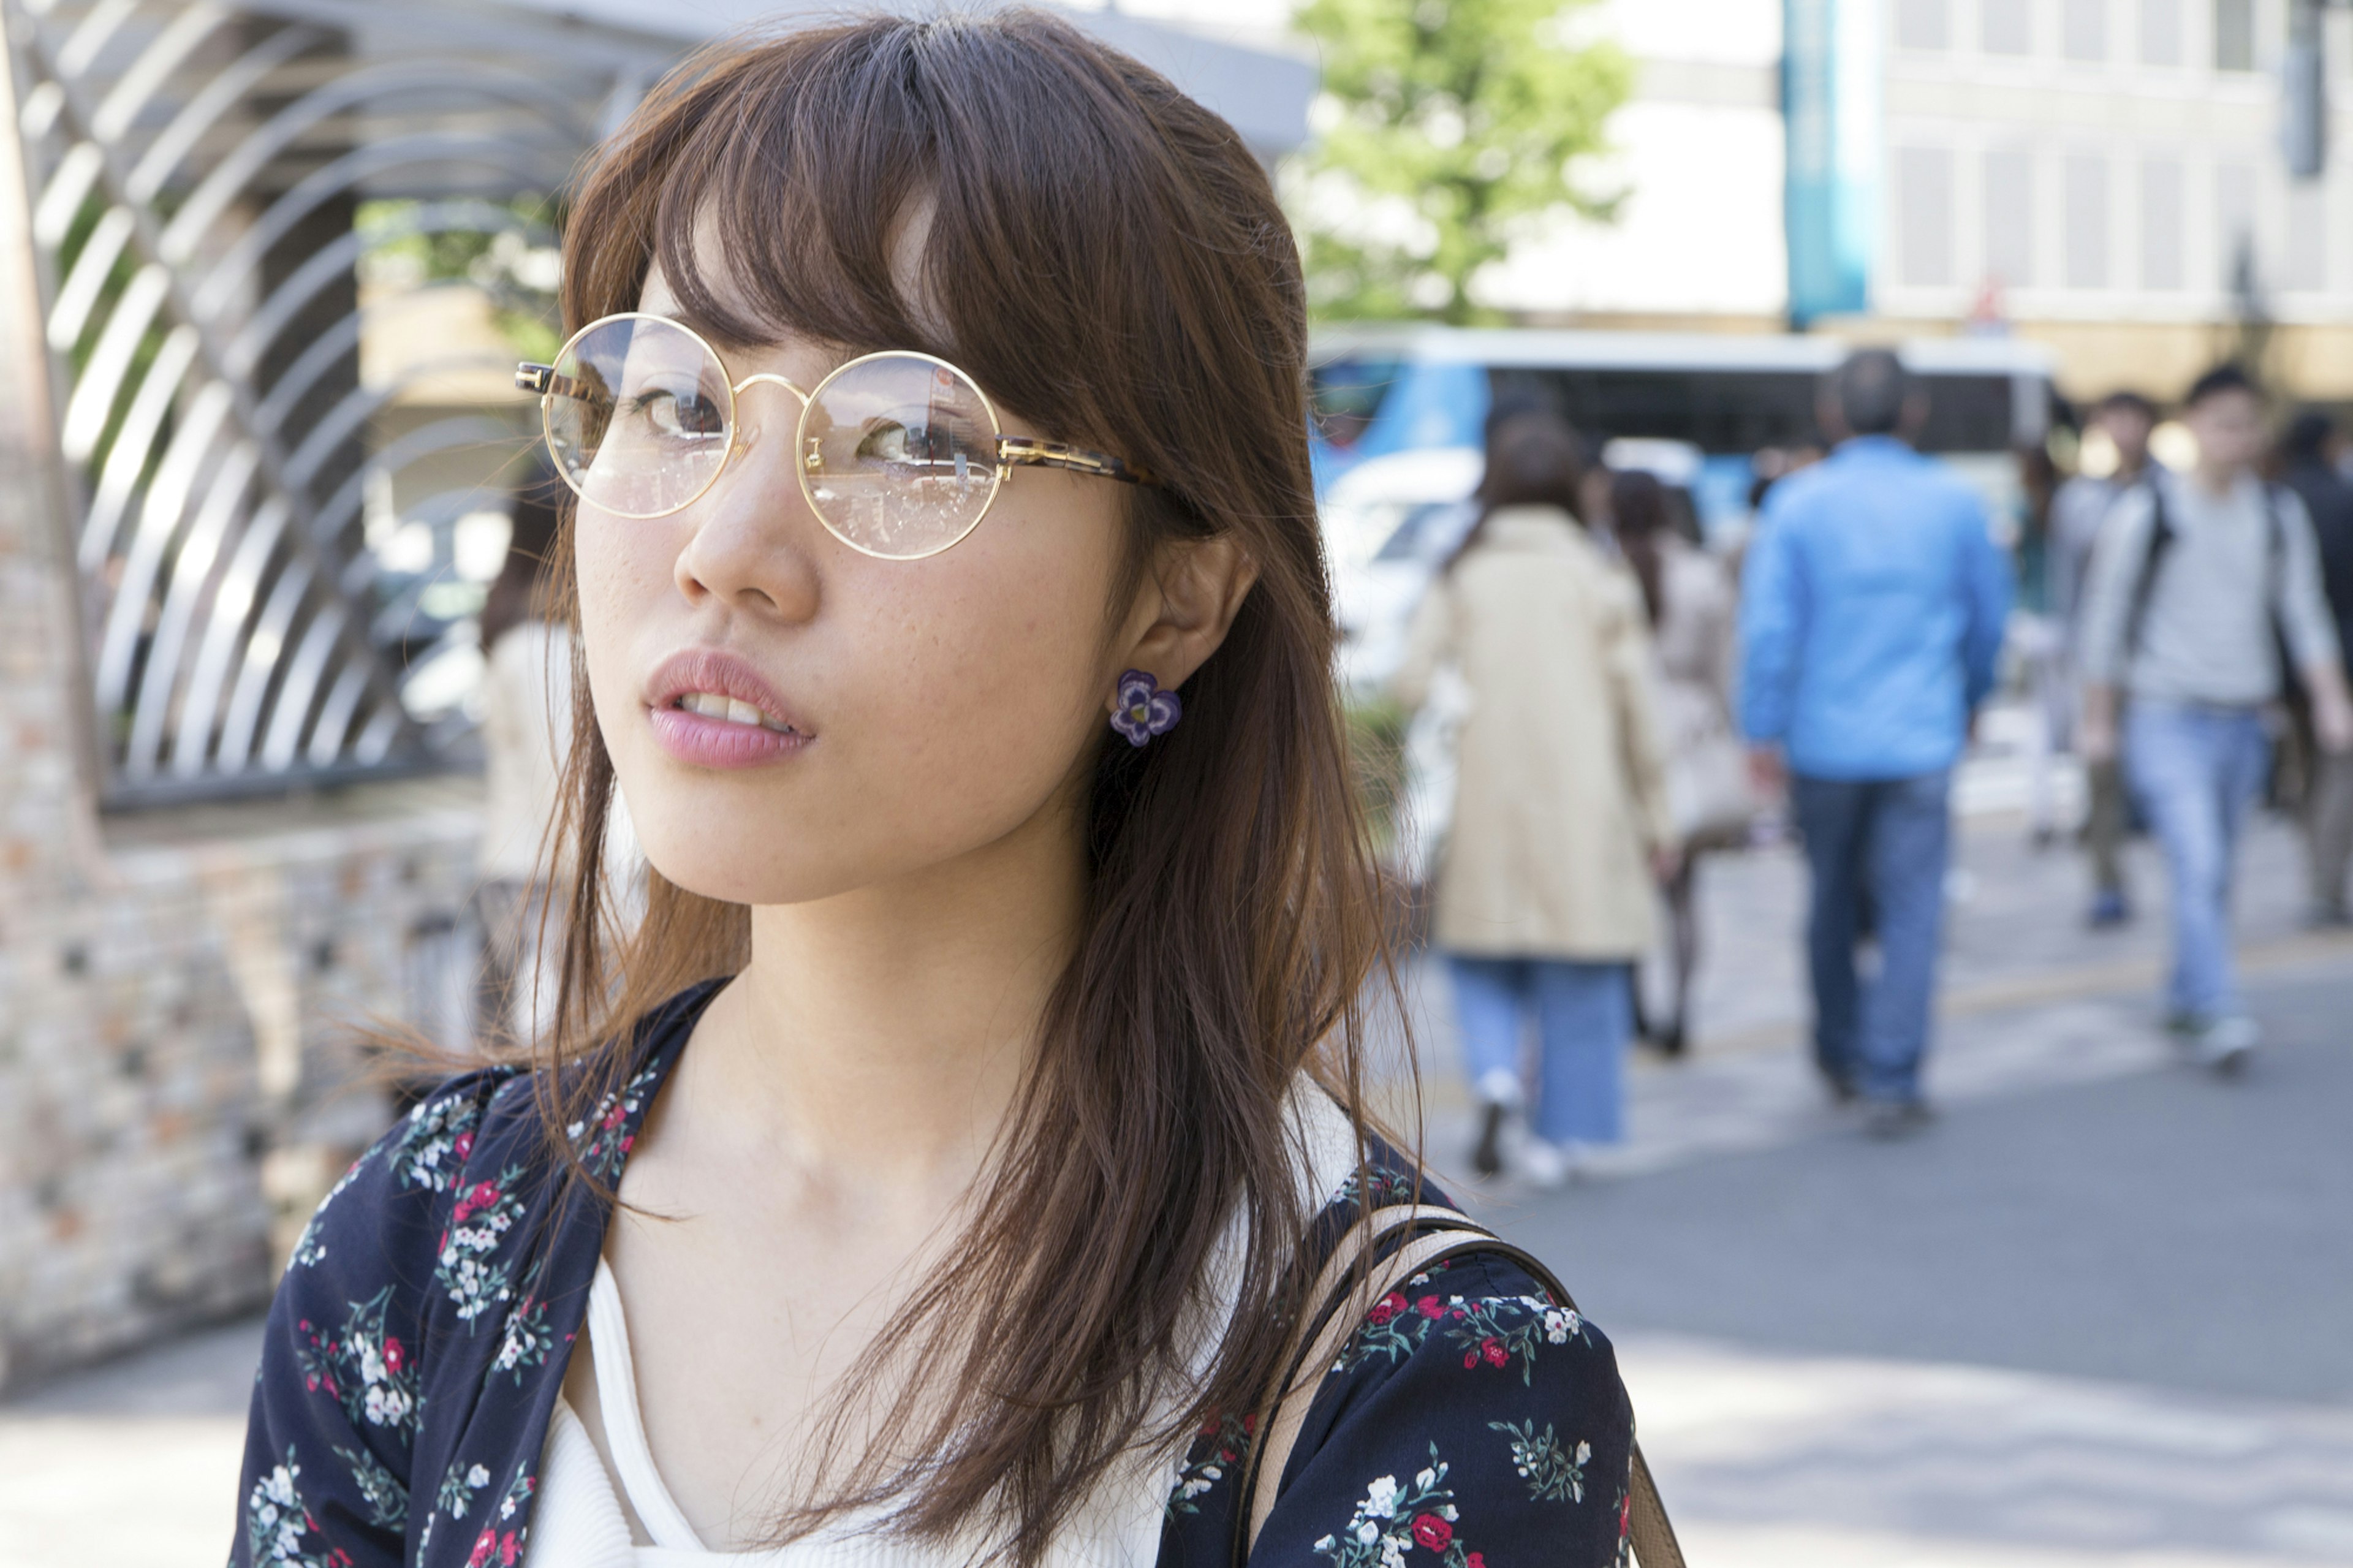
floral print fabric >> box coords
[231,980,1635,1566]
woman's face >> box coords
[574,263,1135,906]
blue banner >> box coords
[1783,0,1877,326]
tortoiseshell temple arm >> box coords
[516,362,599,401]
[998,437,1159,488]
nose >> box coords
[672,390,822,622]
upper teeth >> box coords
[676,691,794,732]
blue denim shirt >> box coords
[1739,436,2010,780]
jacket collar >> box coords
[1479,506,1582,550]
[1833,434,1917,463]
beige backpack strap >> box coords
[1238,1216,1686,1568]
[1245,1216,1487,1555]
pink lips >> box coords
[643,648,814,770]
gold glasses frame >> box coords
[517,311,1158,561]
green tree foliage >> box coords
[1292,0,1630,322]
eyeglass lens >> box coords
[542,316,1007,558]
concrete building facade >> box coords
[1476,0,2353,403]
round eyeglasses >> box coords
[517,312,1157,561]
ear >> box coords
[1108,534,1259,702]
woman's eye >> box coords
[625,385,724,439]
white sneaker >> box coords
[1474,1067,1525,1108]
[1514,1137,1573,1190]
[2191,1015,2259,1075]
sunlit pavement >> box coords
[6,786,2350,1564]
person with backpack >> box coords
[2077,365,2353,1070]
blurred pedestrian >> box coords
[2010,443,2066,846]
[1395,412,1677,1184]
[2278,411,2353,924]
[474,468,572,1051]
[2052,392,2160,926]
[1739,350,2010,1136]
[2077,365,2353,1069]
[1612,468,1745,1058]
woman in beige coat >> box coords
[1395,414,1677,1182]
[1611,469,1747,1058]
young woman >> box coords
[230,15,1639,1567]
[1609,469,1745,1058]
[1393,416,1676,1187]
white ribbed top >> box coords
[528,1083,1363,1566]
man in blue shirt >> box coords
[1740,350,2010,1135]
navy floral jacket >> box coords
[232,981,1636,1567]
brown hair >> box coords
[530,10,1394,1560]
[1447,409,1585,569]
[1608,469,1669,626]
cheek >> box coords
[572,517,676,745]
[841,521,1114,834]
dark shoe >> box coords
[1862,1099,1933,1140]
[1822,1070,1859,1105]
[2303,903,2352,931]
[1471,1101,1507,1180]
[1656,1019,1688,1060]
[2086,890,2131,929]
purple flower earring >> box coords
[1110,668,1181,747]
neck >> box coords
[2192,459,2246,496]
[686,778,1090,1208]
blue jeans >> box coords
[1446,956,1631,1146]
[1790,769,1953,1104]
[2125,700,2270,1018]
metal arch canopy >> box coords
[454,0,1319,156]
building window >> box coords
[1982,0,2032,55]
[1985,148,2036,289]
[2140,0,2183,65]
[2139,158,2184,289]
[2065,154,2110,287]
[2063,0,2108,60]
[1896,0,1950,51]
[1899,146,1957,286]
[2215,0,2254,70]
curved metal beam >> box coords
[76,320,199,568]
[217,555,315,771]
[170,494,290,778]
[304,662,371,767]
[58,260,169,462]
[125,23,324,205]
[52,0,141,83]
[94,380,237,709]
[125,441,260,778]
[259,599,347,770]
[192,132,564,324]
[354,699,404,766]
[159,57,588,269]
[91,3,233,143]
[31,140,103,248]
[46,202,134,351]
